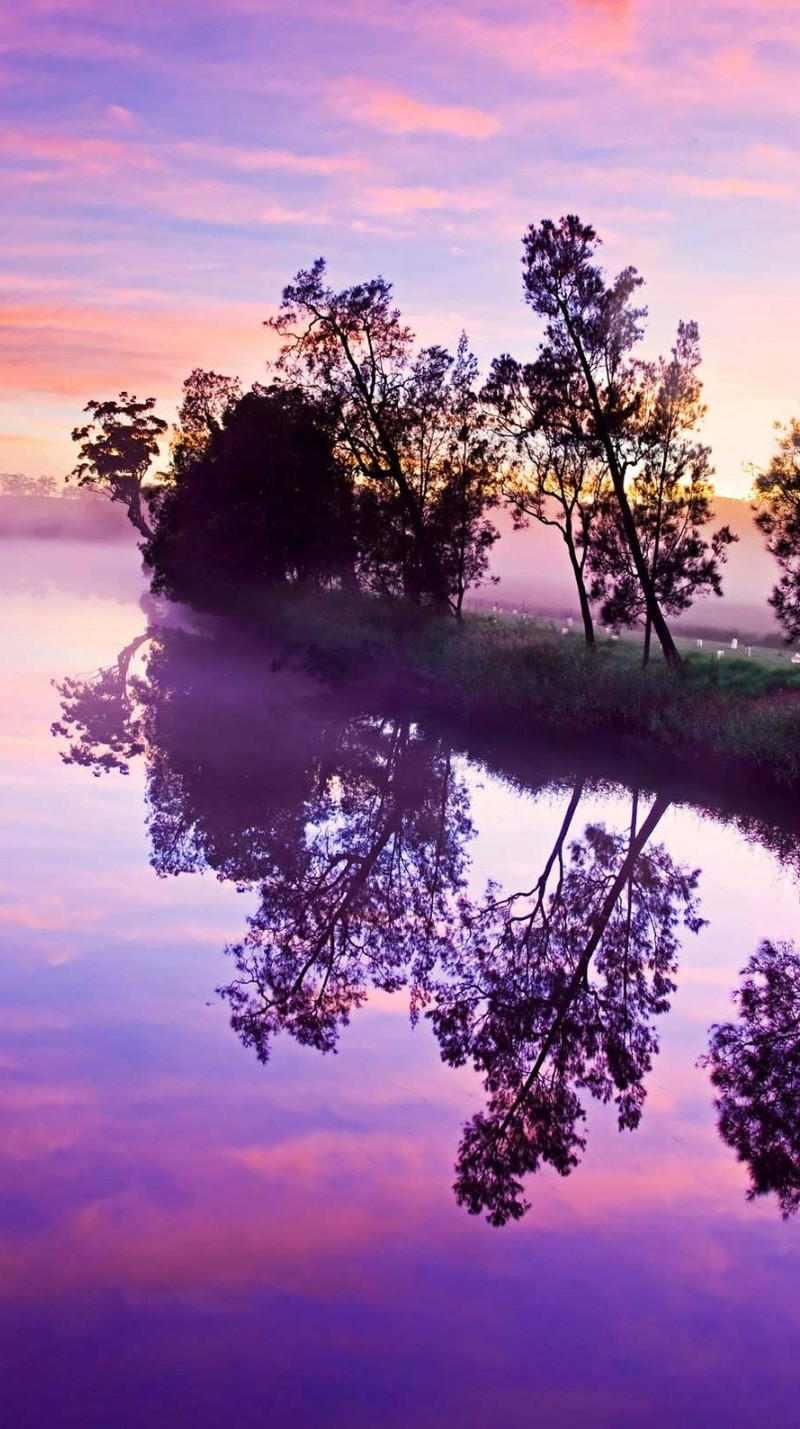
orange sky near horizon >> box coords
[1,0,799,496]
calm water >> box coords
[2,538,800,1428]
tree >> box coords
[418,335,501,619]
[144,383,356,606]
[519,215,683,668]
[266,259,499,615]
[485,352,605,645]
[69,392,167,540]
[431,789,705,1223]
[752,414,800,643]
[588,322,736,666]
[169,367,242,476]
[703,940,800,1218]
[51,633,151,775]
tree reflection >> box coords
[430,790,706,1223]
[53,632,711,1223]
[220,717,472,1058]
[703,940,800,1219]
[51,633,150,774]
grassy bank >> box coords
[254,589,800,790]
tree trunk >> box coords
[128,487,153,542]
[340,560,360,595]
[560,308,682,670]
[642,613,653,667]
[564,529,595,647]
[600,452,679,668]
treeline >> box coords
[68,215,800,664]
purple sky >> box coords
[2,0,799,495]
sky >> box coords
[1,0,799,497]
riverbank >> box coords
[253,589,800,793]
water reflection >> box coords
[434,790,704,1223]
[53,626,800,1224]
[704,939,800,1219]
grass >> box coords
[255,589,800,791]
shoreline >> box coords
[237,589,800,803]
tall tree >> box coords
[266,260,498,614]
[752,414,800,643]
[588,322,735,666]
[419,335,501,620]
[69,392,167,540]
[485,351,604,646]
[519,215,683,668]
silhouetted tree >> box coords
[423,336,502,619]
[169,367,243,477]
[483,353,604,645]
[517,216,683,668]
[703,939,800,1218]
[145,383,356,606]
[752,414,800,643]
[69,392,167,540]
[267,260,499,614]
[588,322,735,665]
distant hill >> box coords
[476,496,781,641]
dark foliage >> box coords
[267,261,499,614]
[144,383,356,607]
[70,392,167,540]
[703,939,800,1218]
[587,321,735,663]
[752,416,800,643]
[516,215,682,667]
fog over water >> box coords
[1,488,778,637]
[2,536,800,1427]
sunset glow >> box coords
[2,0,799,493]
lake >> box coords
[2,537,799,1428]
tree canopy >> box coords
[752,415,800,643]
[587,322,736,664]
[518,215,683,667]
[70,392,167,540]
[145,381,355,606]
[266,259,500,615]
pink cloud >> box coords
[0,297,274,398]
[175,140,367,176]
[0,129,163,177]
[332,80,500,138]
[673,174,793,200]
[361,183,492,217]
